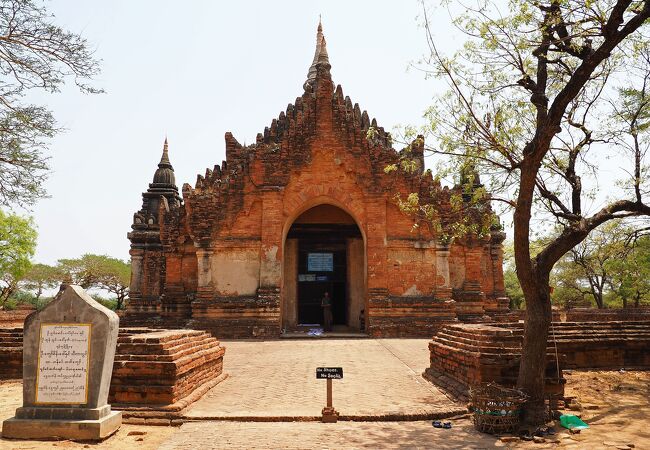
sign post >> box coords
[317,367,342,423]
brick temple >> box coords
[126,22,509,338]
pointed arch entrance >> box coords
[282,204,366,332]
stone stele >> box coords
[2,285,122,441]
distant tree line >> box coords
[0,210,130,311]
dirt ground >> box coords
[494,369,650,449]
[0,370,648,449]
[0,381,175,450]
[547,369,650,449]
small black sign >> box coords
[316,367,343,379]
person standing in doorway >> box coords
[321,291,333,332]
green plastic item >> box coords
[559,414,589,430]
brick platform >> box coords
[423,324,564,402]
[111,329,225,404]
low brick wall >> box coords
[531,321,650,369]
[564,308,650,322]
[368,296,458,338]
[490,307,650,324]
[423,323,564,402]
[186,293,281,339]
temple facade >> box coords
[126,23,509,337]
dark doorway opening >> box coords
[287,222,361,327]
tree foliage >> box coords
[413,0,650,423]
[20,262,61,301]
[0,208,36,306]
[0,0,101,208]
[57,254,130,309]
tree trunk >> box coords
[517,270,552,425]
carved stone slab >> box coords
[2,285,122,441]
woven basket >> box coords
[469,382,528,434]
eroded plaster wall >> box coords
[212,247,260,296]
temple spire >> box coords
[304,18,332,92]
[153,137,176,185]
[159,137,172,169]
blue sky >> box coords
[27,0,459,264]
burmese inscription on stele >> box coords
[35,324,91,404]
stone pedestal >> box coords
[3,411,122,441]
[2,285,122,441]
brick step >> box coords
[118,332,212,352]
[112,346,225,378]
[115,338,220,362]
[432,336,521,355]
[0,342,22,348]
[552,333,650,340]
[435,330,522,348]
[111,359,221,391]
[551,335,650,342]
[443,325,523,339]
[553,322,650,327]
[118,333,215,352]
[429,340,531,360]
[116,332,216,353]
[116,329,208,346]
[554,324,650,330]
[436,329,522,346]
[433,342,523,357]
[110,363,221,405]
[0,333,23,339]
[431,334,557,355]
[551,326,650,333]
[435,327,523,342]
[116,335,216,356]
[431,335,487,353]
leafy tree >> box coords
[57,254,130,310]
[552,223,630,308]
[606,232,650,307]
[57,255,98,289]
[551,256,594,308]
[90,256,130,310]
[0,209,36,307]
[503,241,525,308]
[0,0,101,208]
[413,0,650,423]
[20,263,61,301]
